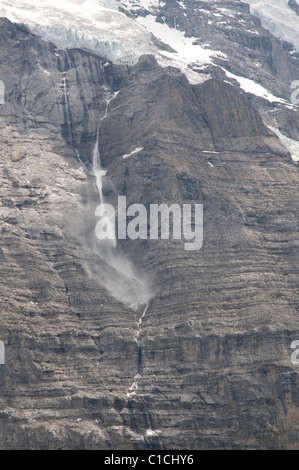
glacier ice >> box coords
[0,0,216,83]
[245,0,299,51]
[0,0,157,63]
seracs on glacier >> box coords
[0,0,296,100]
[245,0,299,52]
[0,0,157,63]
[0,0,223,84]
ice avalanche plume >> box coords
[92,95,152,308]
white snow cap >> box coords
[0,0,219,83]
[0,0,156,63]
[1,0,297,95]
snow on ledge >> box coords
[223,68,293,106]
[122,147,144,159]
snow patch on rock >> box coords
[122,147,144,159]
[268,125,299,162]
[223,68,292,105]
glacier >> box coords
[245,0,299,51]
[0,0,296,97]
[0,0,157,63]
[0,0,222,84]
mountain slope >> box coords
[0,2,298,450]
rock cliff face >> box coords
[0,6,298,450]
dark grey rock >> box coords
[0,11,298,450]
